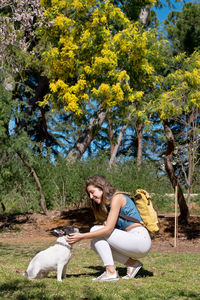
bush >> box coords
[0,151,186,214]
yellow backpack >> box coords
[114,189,159,235]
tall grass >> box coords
[1,153,199,214]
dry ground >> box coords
[0,208,200,253]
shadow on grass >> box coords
[170,290,200,300]
[0,279,49,300]
[0,243,46,259]
[1,279,200,300]
[66,265,153,279]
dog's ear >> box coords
[64,226,79,235]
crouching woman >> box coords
[66,174,151,282]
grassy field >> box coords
[0,240,200,300]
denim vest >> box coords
[115,194,142,231]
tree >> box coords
[0,0,50,213]
[40,0,166,164]
[164,2,200,55]
[163,2,200,213]
[154,51,200,220]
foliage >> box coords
[148,50,200,210]
[0,0,60,155]
[155,51,200,119]
[0,240,200,299]
[113,0,155,21]
[1,151,175,213]
[39,0,162,117]
[164,2,200,55]
[0,1,81,214]
[0,84,12,146]
[0,0,45,75]
[1,0,200,215]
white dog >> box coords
[23,226,79,282]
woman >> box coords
[66,174,151,282]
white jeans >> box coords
[90,225,151,266]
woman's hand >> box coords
[66,232,83,244]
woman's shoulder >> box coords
[111,192,127,205]
[112,191,131,198]
[112,191,125,198]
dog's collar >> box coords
[56,241,72,250]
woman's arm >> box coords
[66,194,126,244]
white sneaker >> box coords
[92,271,119,282]
[122,262,143,279]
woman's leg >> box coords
[90,225,115,270]
[108,226,151,258]
[90,225,151,280]
[90,225,120,281]
[90,226,151,265]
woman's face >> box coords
[87,185,103,204]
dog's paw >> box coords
[23,271,28,277]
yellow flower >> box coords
[81,30,91,42]
[84,66,91,74]
[54,15,71,29]
[82,93,89,101]
[112,83,124,102]
[73,0,83,11]
[49,82,57,93]
[101,15,107,23]
[118,71,130,82]
[137,111,143,117]
[135,91,144,99]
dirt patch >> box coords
[0,208,200,253]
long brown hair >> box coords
[86,175,117,222]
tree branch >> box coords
[17,152,48,215]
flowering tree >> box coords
[41,0,158,113]
[39,0,164,161]
[153,51,200,219]
[0,0,45,74]
[0,0,49,214]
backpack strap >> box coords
[119,214,141,224]
[113,191,142,202]
[113,192,143,224]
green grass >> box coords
[0,240,200,300]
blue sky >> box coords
[155,0,194,23]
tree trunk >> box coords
[136,122,143,168]
[67,107,108,162]
[139,5,150,26]
[17,152,48,215]
[187,143,193,210]
[108,118,114,158]
[163,122,189,221]
[0,202,6,212]
[40,107,49,147]
[109,123,129,167]
[35,76,50,147]
[187,108,196,210]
